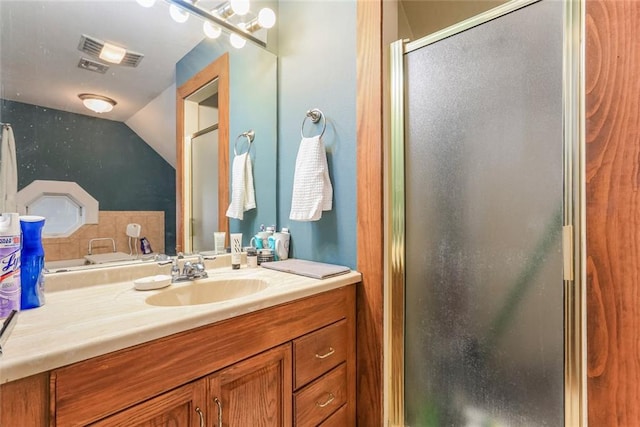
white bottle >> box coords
[0,213,21,318]
[230,233,242,269]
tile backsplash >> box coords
[43,211,165,262]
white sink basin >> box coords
[145,278,269,307]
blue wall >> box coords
[276,1,357,268]
[176,0,358,268]
[0,99,177,253]
[176,37,278,242]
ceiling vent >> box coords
[77,34,144,68]
[78,58,109,74]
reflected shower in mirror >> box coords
[0,0,278,271]
[189,82,221,253]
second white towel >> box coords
[0,125,17,213]
[226,152,256,220]
[289,135,333,221]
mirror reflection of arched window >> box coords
[29,195,82,236]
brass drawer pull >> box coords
[195,407,205,427]
[214,397,223,427]
[315,347,335,359]
[316,392,335,408]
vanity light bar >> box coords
[163,0,267,48]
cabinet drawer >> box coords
[293,320,347,389]
[294,363,346,427]
[318,404,349,427]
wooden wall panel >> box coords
[586,1,640,425]
[356,1,384,426]
[0,373,49,426]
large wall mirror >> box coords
[0,0,277,271]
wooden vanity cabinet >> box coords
[90,381,205,427]
[0,285,356,427]
[95,344,292,427]
[208,343,292,426]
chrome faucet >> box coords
[171,254,209,283]
[170,253,183,279]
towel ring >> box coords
[234,130,255,156]
[301,108,326,139]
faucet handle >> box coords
[182,261,195,277]
[194,256,206,274]
[170,257,180,277]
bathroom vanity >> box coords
[0,260,359,426]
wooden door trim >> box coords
[176,53,230,253]
[586,0,640,425]
[356,1,384,426]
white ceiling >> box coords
[0,0,210,122]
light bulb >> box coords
[84,99,114,113]
[203,21,222,39]
[230,0,250,16]
[78,94,116,114]
[257,8,276,29]
[99,42,126,64]
[229,33,246,49]
[169,4,189,23]
[136,0,156,7]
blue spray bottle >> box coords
[20,216,45,309]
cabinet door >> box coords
[90,381,205,427]
[208,343,292,427]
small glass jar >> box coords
[246,247,258,268]
[257,248,274,265]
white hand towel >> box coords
[0,125,17,213]
[226,152,256,220]
[289,135,333,221]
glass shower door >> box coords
[402,1,565,425]
[191,127,219,252]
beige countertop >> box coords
[0,261,361,384]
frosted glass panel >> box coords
[403,2,564,426]
[29,195,82,236]
[191,129,219,252]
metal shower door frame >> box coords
[385,0,586,425]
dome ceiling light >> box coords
[78,94,117,114]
